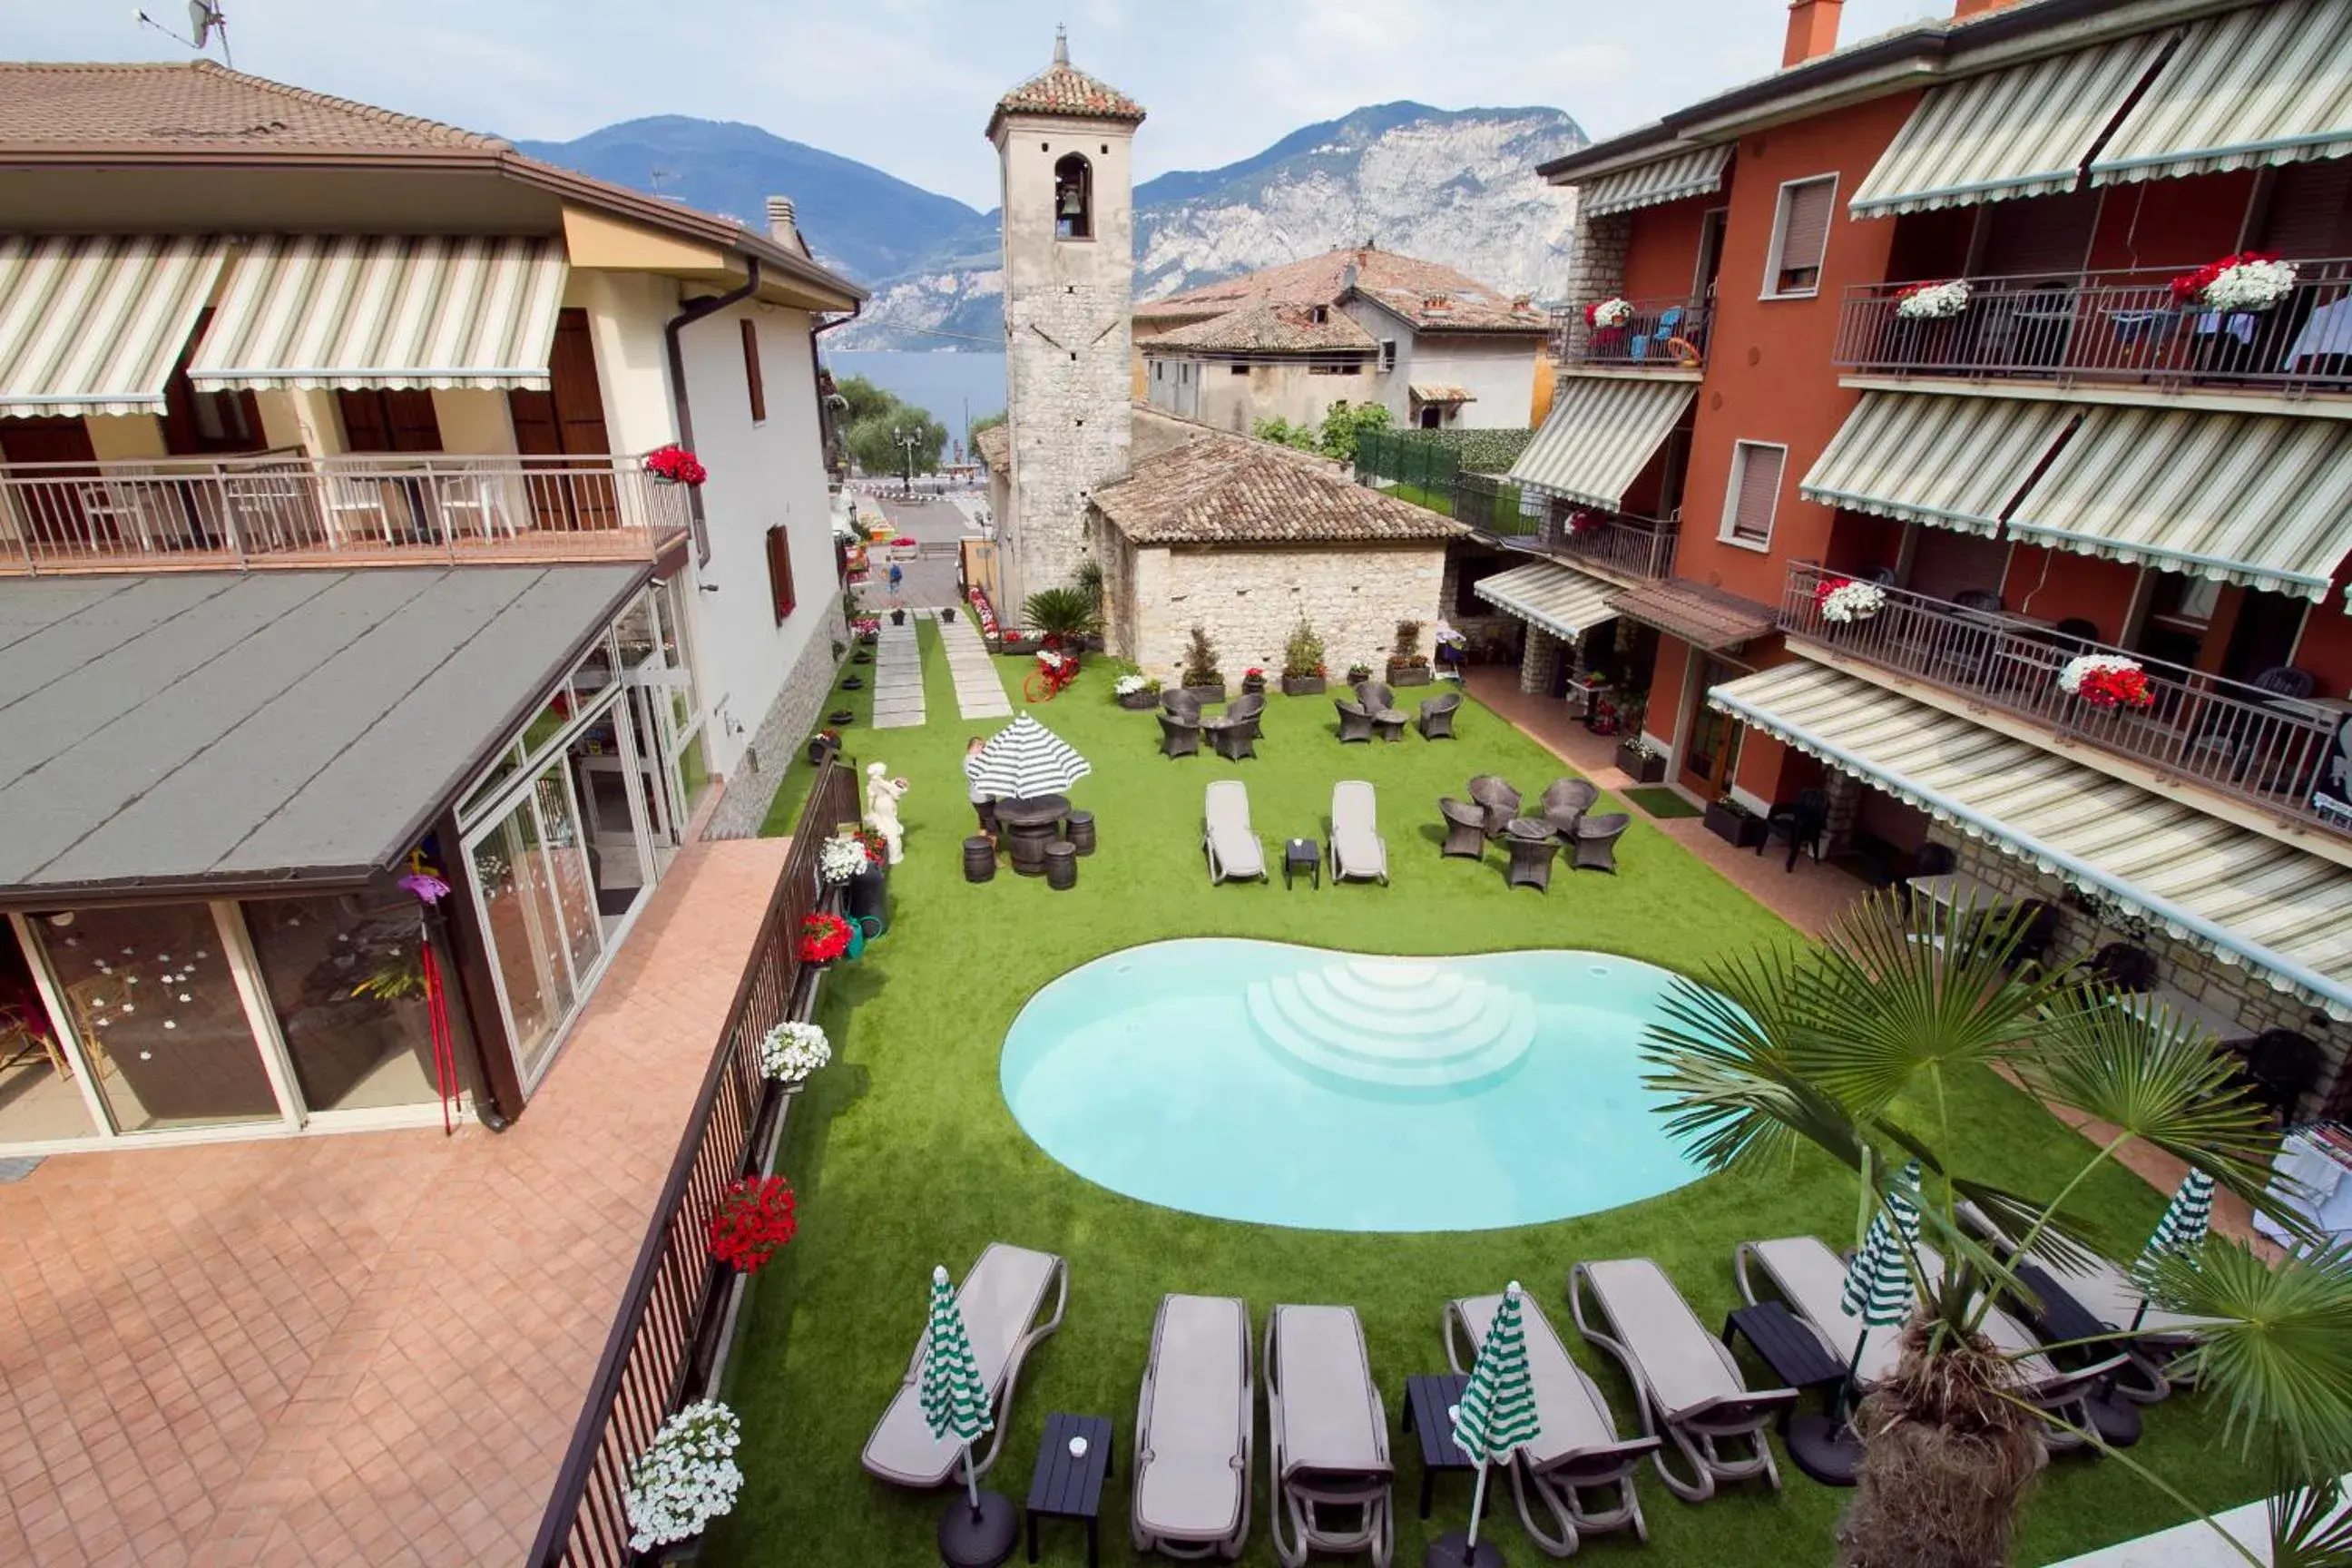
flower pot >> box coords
[1181,682,1226,705]
[807,738,838,767]
[851,650,872,664]
[1387,662,1433,688]
[828,709,855,726]
[1116,690,1159,710]
[858,632,877,646]
[1704,801,1767,848]
[1614,741,1667,783]
[1280,675,1327,697]
[1241,676,1267,695]
[889,610,906,626]
[941,606,956,623]
[839,675,864,691]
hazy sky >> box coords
[5,0,1944,209]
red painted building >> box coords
[1472,0,2352,1116]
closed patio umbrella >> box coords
[2128,1168,2214,1328]
[1788,1160,1921,1486]
[965,712,1091,802]
[1439,1280,1541,1567]
[923,1263,1014,1565]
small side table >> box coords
[1284,837,1320,890]
[1025,1412,1112,1566]
[1399,1372,1475,1520]
[1721,1300,1855,1486]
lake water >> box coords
[824,349,1006,430]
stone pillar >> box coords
[1520,627,1563,694]
[1820,769,1864,858]
[1555,211,1630,367]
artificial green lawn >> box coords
[705,633,2267,1568]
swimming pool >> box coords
[999,939,1709,1232]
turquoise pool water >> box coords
[999,939,1709,1232]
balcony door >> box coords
[507,309,618,533]
[1681,657,1746,796]
[338,389,443,453]
[0,417,110,549]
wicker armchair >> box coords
[1357,681,1409,742]
[1204,693,1264,761]
[1539,779,1599,838]
[1438,798,1487,858]
[1573,812,1632,873]
[1416,691,1462,740]
[1335,697,1375,744]
[1159,711,1201,760]
[1467,776,1521,838]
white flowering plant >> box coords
[2057,653,2154,710]
[1894,279,1971,320]
[759,1019,832,1083]
[1584,297,1635,330]
[818,834,874,884]
[1818,578,1887,624]
[2172,252,2298,313]
[1114,673,1151,696]
[623,1400,743,1552]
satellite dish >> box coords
[188,0,215,45]
[139,3,231,65]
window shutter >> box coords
[740,318,767,424]
[1730,445,1784,543]
[1776,179,1835,289]
[1978,189,2100,278]
[765,524,796,624]
[2259,161,2352,260]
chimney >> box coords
[764,196,798,248]
[1952,0,2025,17]
[1782,0,1843,66]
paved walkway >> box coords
[938,613,1013,720]
[0,837,792,1568]
[869,622,925,730]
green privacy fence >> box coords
[1356,428,1538,536]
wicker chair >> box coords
[1574,812,1632,873]
[1438,799,1487,858]
[1159,711,1201,760]
[1204,692,1264,761]
[1539,778,1600,838]
[1162,689,1204,722]
[2082,942,2158,994]
[1467,776,1521,838]
[1416,691,1462,740]
[2225,1029,2323,1126]
[1357,681,1409,742]
[1505,833,1559,891]
[1335,697,1375,744]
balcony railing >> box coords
[1780,563,2350,837]
[1548,509,1679,581]
[1550,297,1711,369]
[0,451,691,575]
[1831,259,2352,393]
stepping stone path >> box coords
[939,613,1014,720]
[869,622,926,730]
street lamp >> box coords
[891,426,923,499]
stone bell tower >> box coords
[987,27,1144,614]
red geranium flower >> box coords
[644,444,709,485]
[708,1176,797,1273]
[798,912,851,965]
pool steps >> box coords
[1245,959,1534,1096]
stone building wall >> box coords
[1553,211,1631,366]
[701,584,849,840]
[1123,540,1448,687]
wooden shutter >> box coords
[2259,161,2352,260]
[765,524,797,624]
[1774,179,1835,292]
[740,318,767,424]
[1728,443,1784,543]
[336,390,442,453]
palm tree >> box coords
[1020,585,1099,645]
[1643,891,2352,1568]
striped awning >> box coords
[1505,375,1694,512]
[2003,406,2352,603]
[1576,145,1733,219]
[1848,32,2172,217]
[1473,561,1619,642]
[2092,0,2352,187]
[1710,661,2352,1019]
[0,236,227,416]
[189,235,567,392]
[1801,393,2074,536]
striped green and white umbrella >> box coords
[965,713,1090,802]
[2129,1169,2215,1328]
[920,1264,995,1507]
[1841,1160,1924,1330]
[1450,1281,1542,1550]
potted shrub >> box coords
[1180,624,1225,704]
[1615,734,1668,784]
[940,604,956,623]
[1387,620,1433,687]
[828,707,855,726]
[798,912,852,967]
[888,607,906,626]
[759,1020,831,1090]
[1703,794,1767,848]
[1280,618,1328,696]
[1113,671,1161,711]
[1023,585,1101,648]
[622,1400,742,1555]
[1344,662,1374,687]
[1240,666,1267,696]
[707,1176,798,1274]
[807,728,840,768]
[839,674,864,691]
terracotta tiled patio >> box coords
[0,835,790,1568]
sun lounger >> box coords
[1266,1304,1392,1568]
[1445,1293,1658,1556]
[1132,1294,1252,1561]
[861,1242,1068,1488]
[1328,780,1387,885]
[1958,1201,2209,1399]
[1204,780,1266,885]
[1569,1259,1795,1502]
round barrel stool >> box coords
[1044,841,1078,891]
[962,835,996,883]
[1065,809,1097,856]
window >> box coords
[1720,441,1786,549]
[1378,339,1396,374]
[1762,174,1837,298]
[1230,362,1250,375]
[765,524,798,624]
[1054,153,1093,240]
[740,318,766,424]
[1308,304,1329,325]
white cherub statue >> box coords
[864,761,910,864]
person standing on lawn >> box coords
[964,736,998,846]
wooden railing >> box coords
[0,451,691,575]
[1830,259,2352,393]
[526,756,858,1568]
[1780,563,2350,836]
[1549,296,1711,369]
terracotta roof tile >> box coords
[986,37,1144,138]
[1147,301,1377,354]
[1606,579,1777,651]
[1093,426,1465,546]
[0,61,505,152]
[1409,383,1476,404]
[1142,245,1548,335]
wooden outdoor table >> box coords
[1284,837,1320,890]
[1025,1412,1112,1566]
[996,795,1071,877]
[1400,1372,1475,1519]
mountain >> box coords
[513,117,982,284]
[518,102,1587,350]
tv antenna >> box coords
[136,3,235,68]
